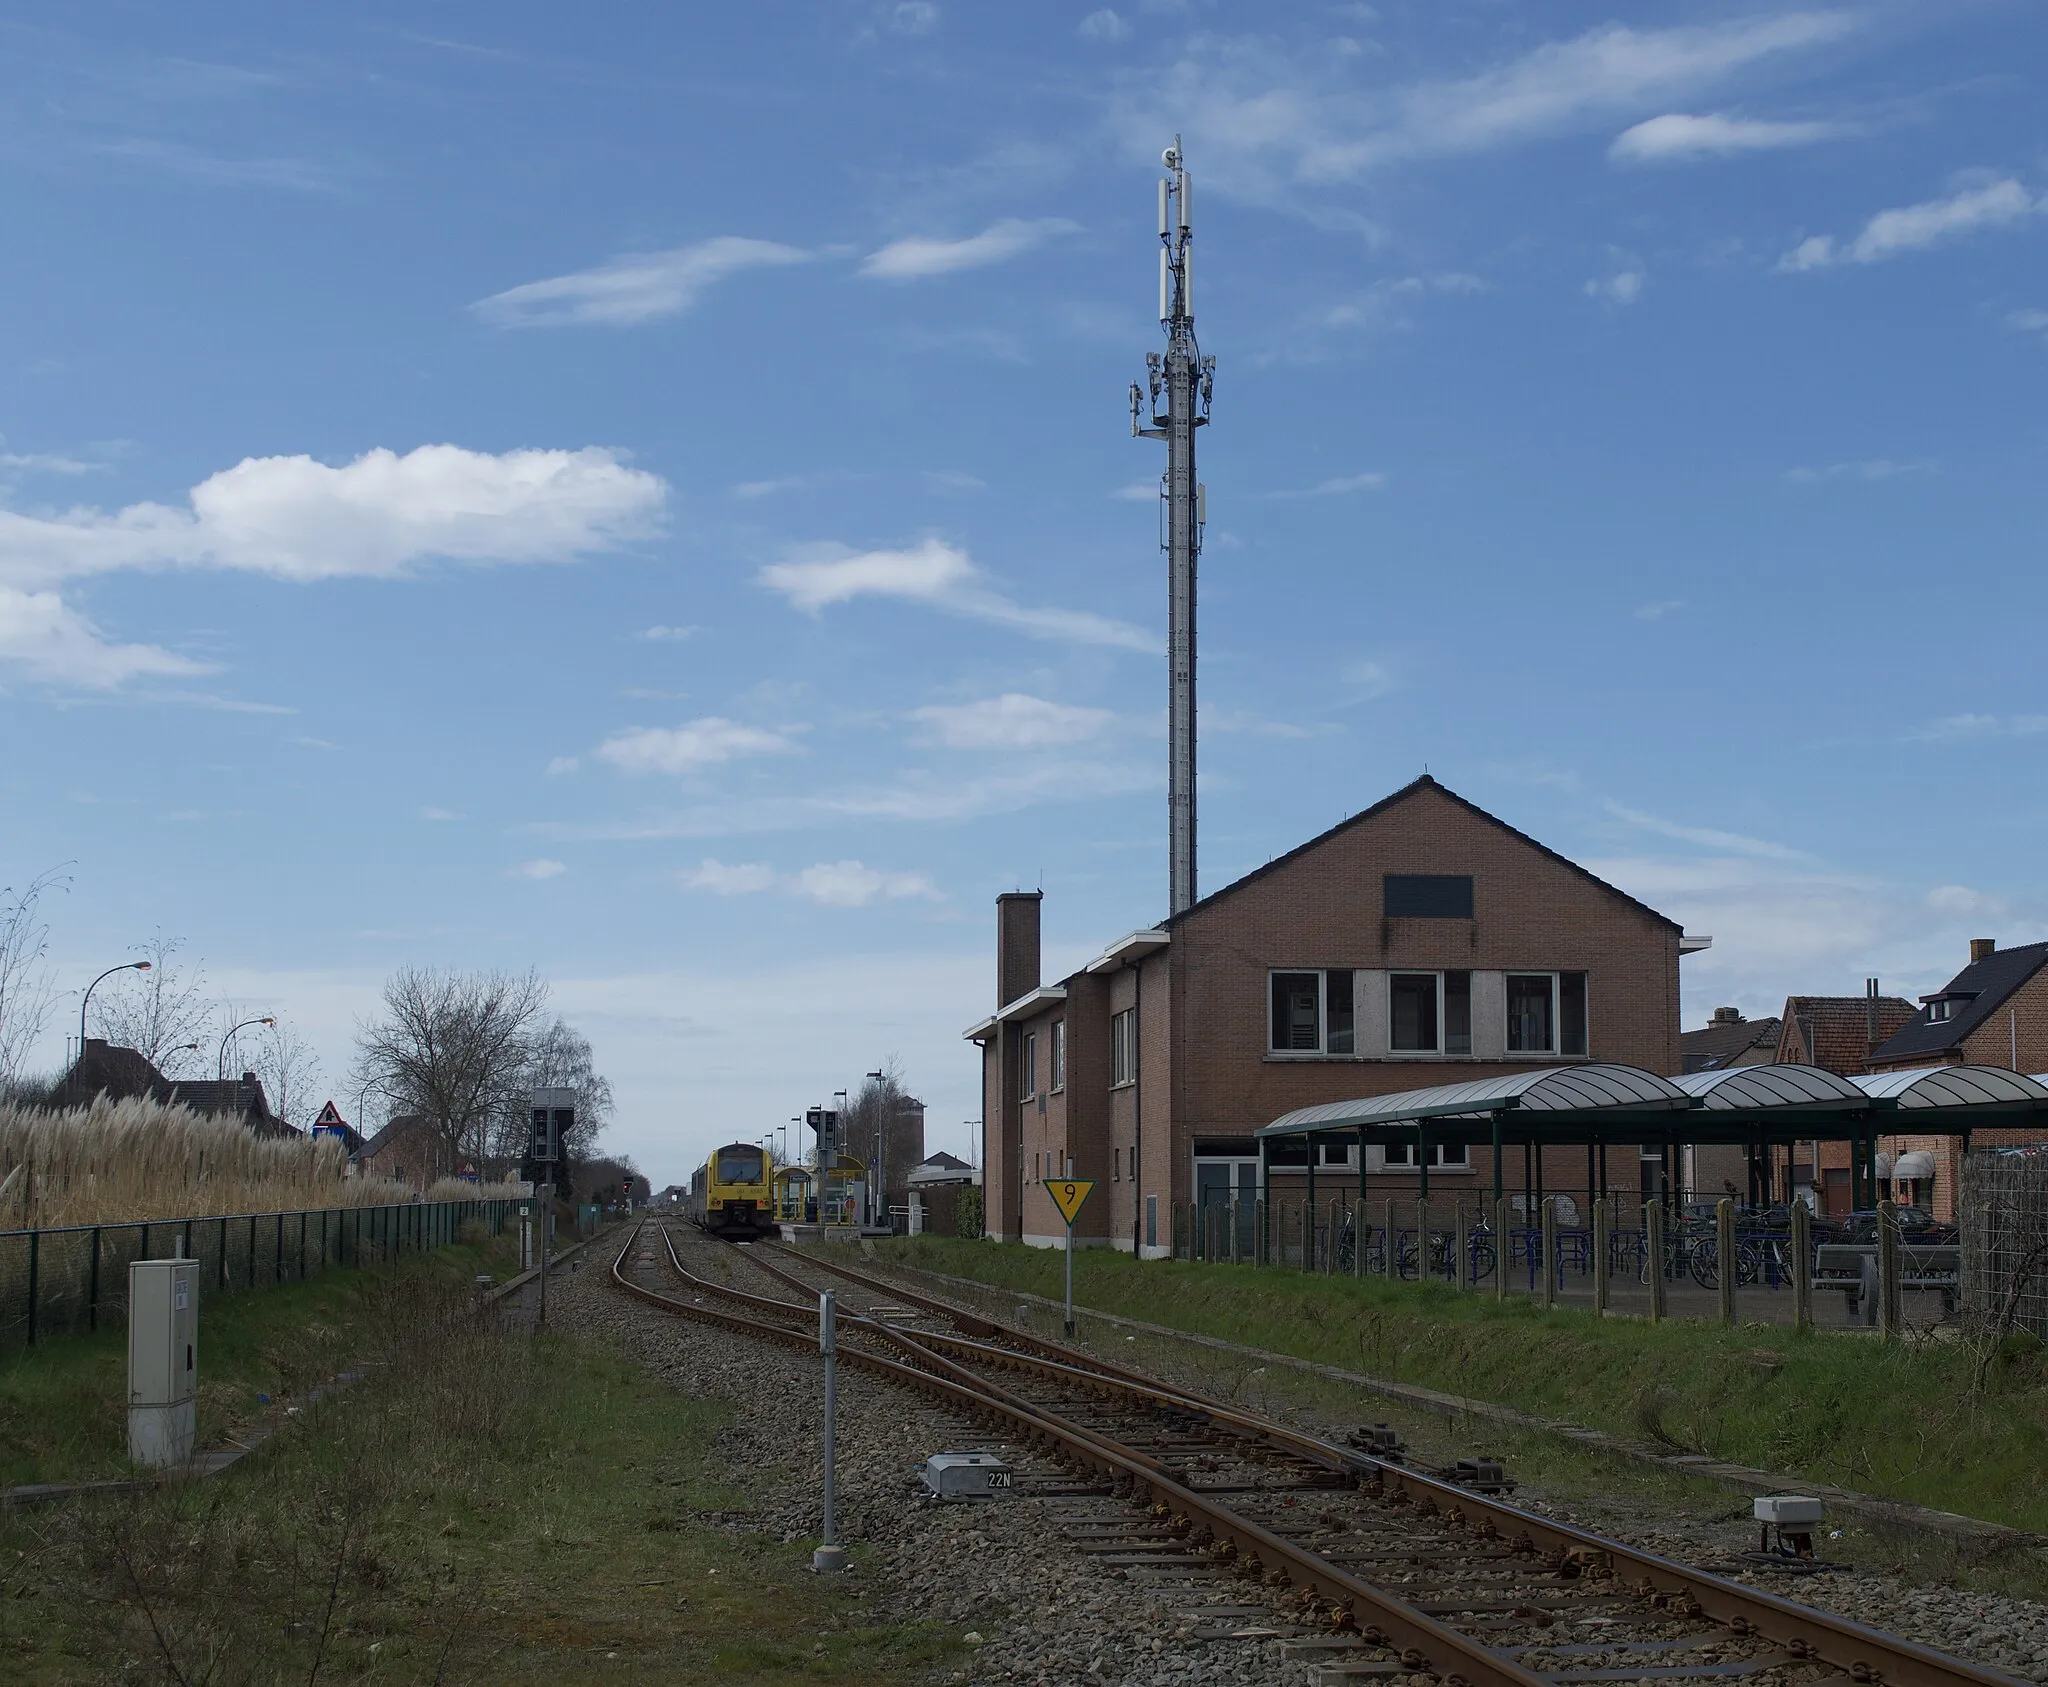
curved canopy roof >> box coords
[1851,1066,2048,1108]
[1259,1064,1689,1138]
[1672,1064,1867,1110]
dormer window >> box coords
[1928,999,1952,1023]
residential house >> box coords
[357,1115,451,1191]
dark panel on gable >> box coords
[1384,873,1474,919]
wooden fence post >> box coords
[1646,1200,1667,1323]
[1593,1197,1611,1317]
[1716,1196,1736,1327]
[1791,1202,1812,1332]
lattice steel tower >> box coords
[1131,137,1214,916]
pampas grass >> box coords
[0,1096,519,1231]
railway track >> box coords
[612,1222,2029,1687]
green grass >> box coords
[0,1224,524,1490]
[0,1243,962,1683]
[874,1235,2048,1535]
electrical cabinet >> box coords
[128,1258,198,1469]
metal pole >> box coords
[1877,1198,1901,1341]
[1064,1218,1076,1338]
[1717,1196,1736,1327]
[1791,1201,1813,1333]
[815,1290,846,1571]
[1539,1197,1557,1311]
[1492,1197,1509,1301]
[1593,1197,1611,1317]
[1646,1200,1667,1323]
[1454,1204,1469,1292]
[537,1194,551,1328]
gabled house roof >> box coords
[1681,1012,1783,1073]
[1166,775,1687,936]
[164,1074,298,1138]
[1776,996,1917,1075]
[1873,941,2048,1065]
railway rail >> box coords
[609,1221,2029,1687]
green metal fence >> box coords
[0,1198,515,1351]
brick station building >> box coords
[967,776,1702,1255]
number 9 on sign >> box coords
[1047,1178,1095,1226]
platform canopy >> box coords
[1257,1060,2048,1152]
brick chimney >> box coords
[996,891,1042,1009]
[1710,1006,1743,1025]
[1970,937,1997,964]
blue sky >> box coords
[2,2,2044,1184]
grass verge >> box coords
[874,1236,2048,1534]
[0,1248,955,1683]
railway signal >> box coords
[1046,1178,1095,1338]
[529,1087,576,1328]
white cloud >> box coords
[758,537,1156,651]
[680,859,779,895]
[1604,800,1803,860]
[1079,9,1131,43]
[597,717,799,776]
[860,218,1079,281]
[732,477,804,499]
[1261,471,1384,499]
[1610,111,1842,163]
[0,586,206,687]
[1634,599,1687,621]
[0,450,103,475]
[546,756,580,775]
[677,857,941,907]
[888,2,939,35]
[793,860,942,907]
[509,858,566,880]
[636,624,697,641]
[912,693,1114,749]
[1927,884,2006,917]
[1585,268,1645,305]
[1904,713,2048,744]
[1111,481,1158,502]
[1118,12,1856,202]
[0,444,665,588]
[420,807,460,822]
[1781,179,2044,271]
[1783,458,1935,484]
[472,236,811,328]
[2003,308,2048,342]
[1341,658,1394,698]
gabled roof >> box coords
[1872,941,2048,1065]
[1775,995,1916,1075]
[1167,775,1684,935]
[1680,1014,1782,1073]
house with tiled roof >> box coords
[1681,1007,1782,1074]
[1774,989,1916,1075]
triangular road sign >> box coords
[1046,1178,1095,1226]
[312,1099,346,1129]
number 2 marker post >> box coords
[1046,1179,1095,1338]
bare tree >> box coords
[0,868,67,1091]
[353,969,548,1171]
[246,1017,325,1129]
[91,931,213,1076]
[490,1015,614,1167]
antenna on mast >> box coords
[1130,134,1215,917]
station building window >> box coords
[1020,1030,1037,1099]
[1111,1008,1137,1087]
[1388,971,1473,1054]
[1384,1141,1471,1168]
[1268,970,1354,1054]
[1050,1020,1066,1092]
[1507,973,1589,1056]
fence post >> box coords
[1716,1197,1736,1327]
[26,1228,38,1346]
[1454,1204,1469,1292]
[1878,1198,1901,1341]
[1646,1200,1667,1323]
[1539,1197,1557,1310]
[219,1216,229,1290]
[1791,1202,1812,1332]
[1325,1199,1337,1277]
[1492,1198,1509,1301]
[1379,1199,1393,1278]
[89,1226,102,1332]
[1593,1197,1611,1317]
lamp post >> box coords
[218,1016,276,1083]
[157,1042,202,1078]
[865,1069,886,1231]
[79,960,151,1069]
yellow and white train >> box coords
[686,1142,775,1238]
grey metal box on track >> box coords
[918,1451,1013,1501]
[1753,1495,1824,1526]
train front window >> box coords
[716,1146,766,1183]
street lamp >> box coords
[218,1016,276,1083]
[156,1042,202,1078]
[79,960,151,1068]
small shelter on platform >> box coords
[1255,1063,2048,1215]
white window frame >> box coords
[1383,1141,1471,1169]
[1506,972,1560,1056]
[1268,969,1355,1057]
[1317,1140,1358,1168]
[1928,999,1952,1023]
[1388,970,1446,1055]
[1050,1020,1066,1092]
[1020,1030,1037,1099]
[1111,1008,1137,1088]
